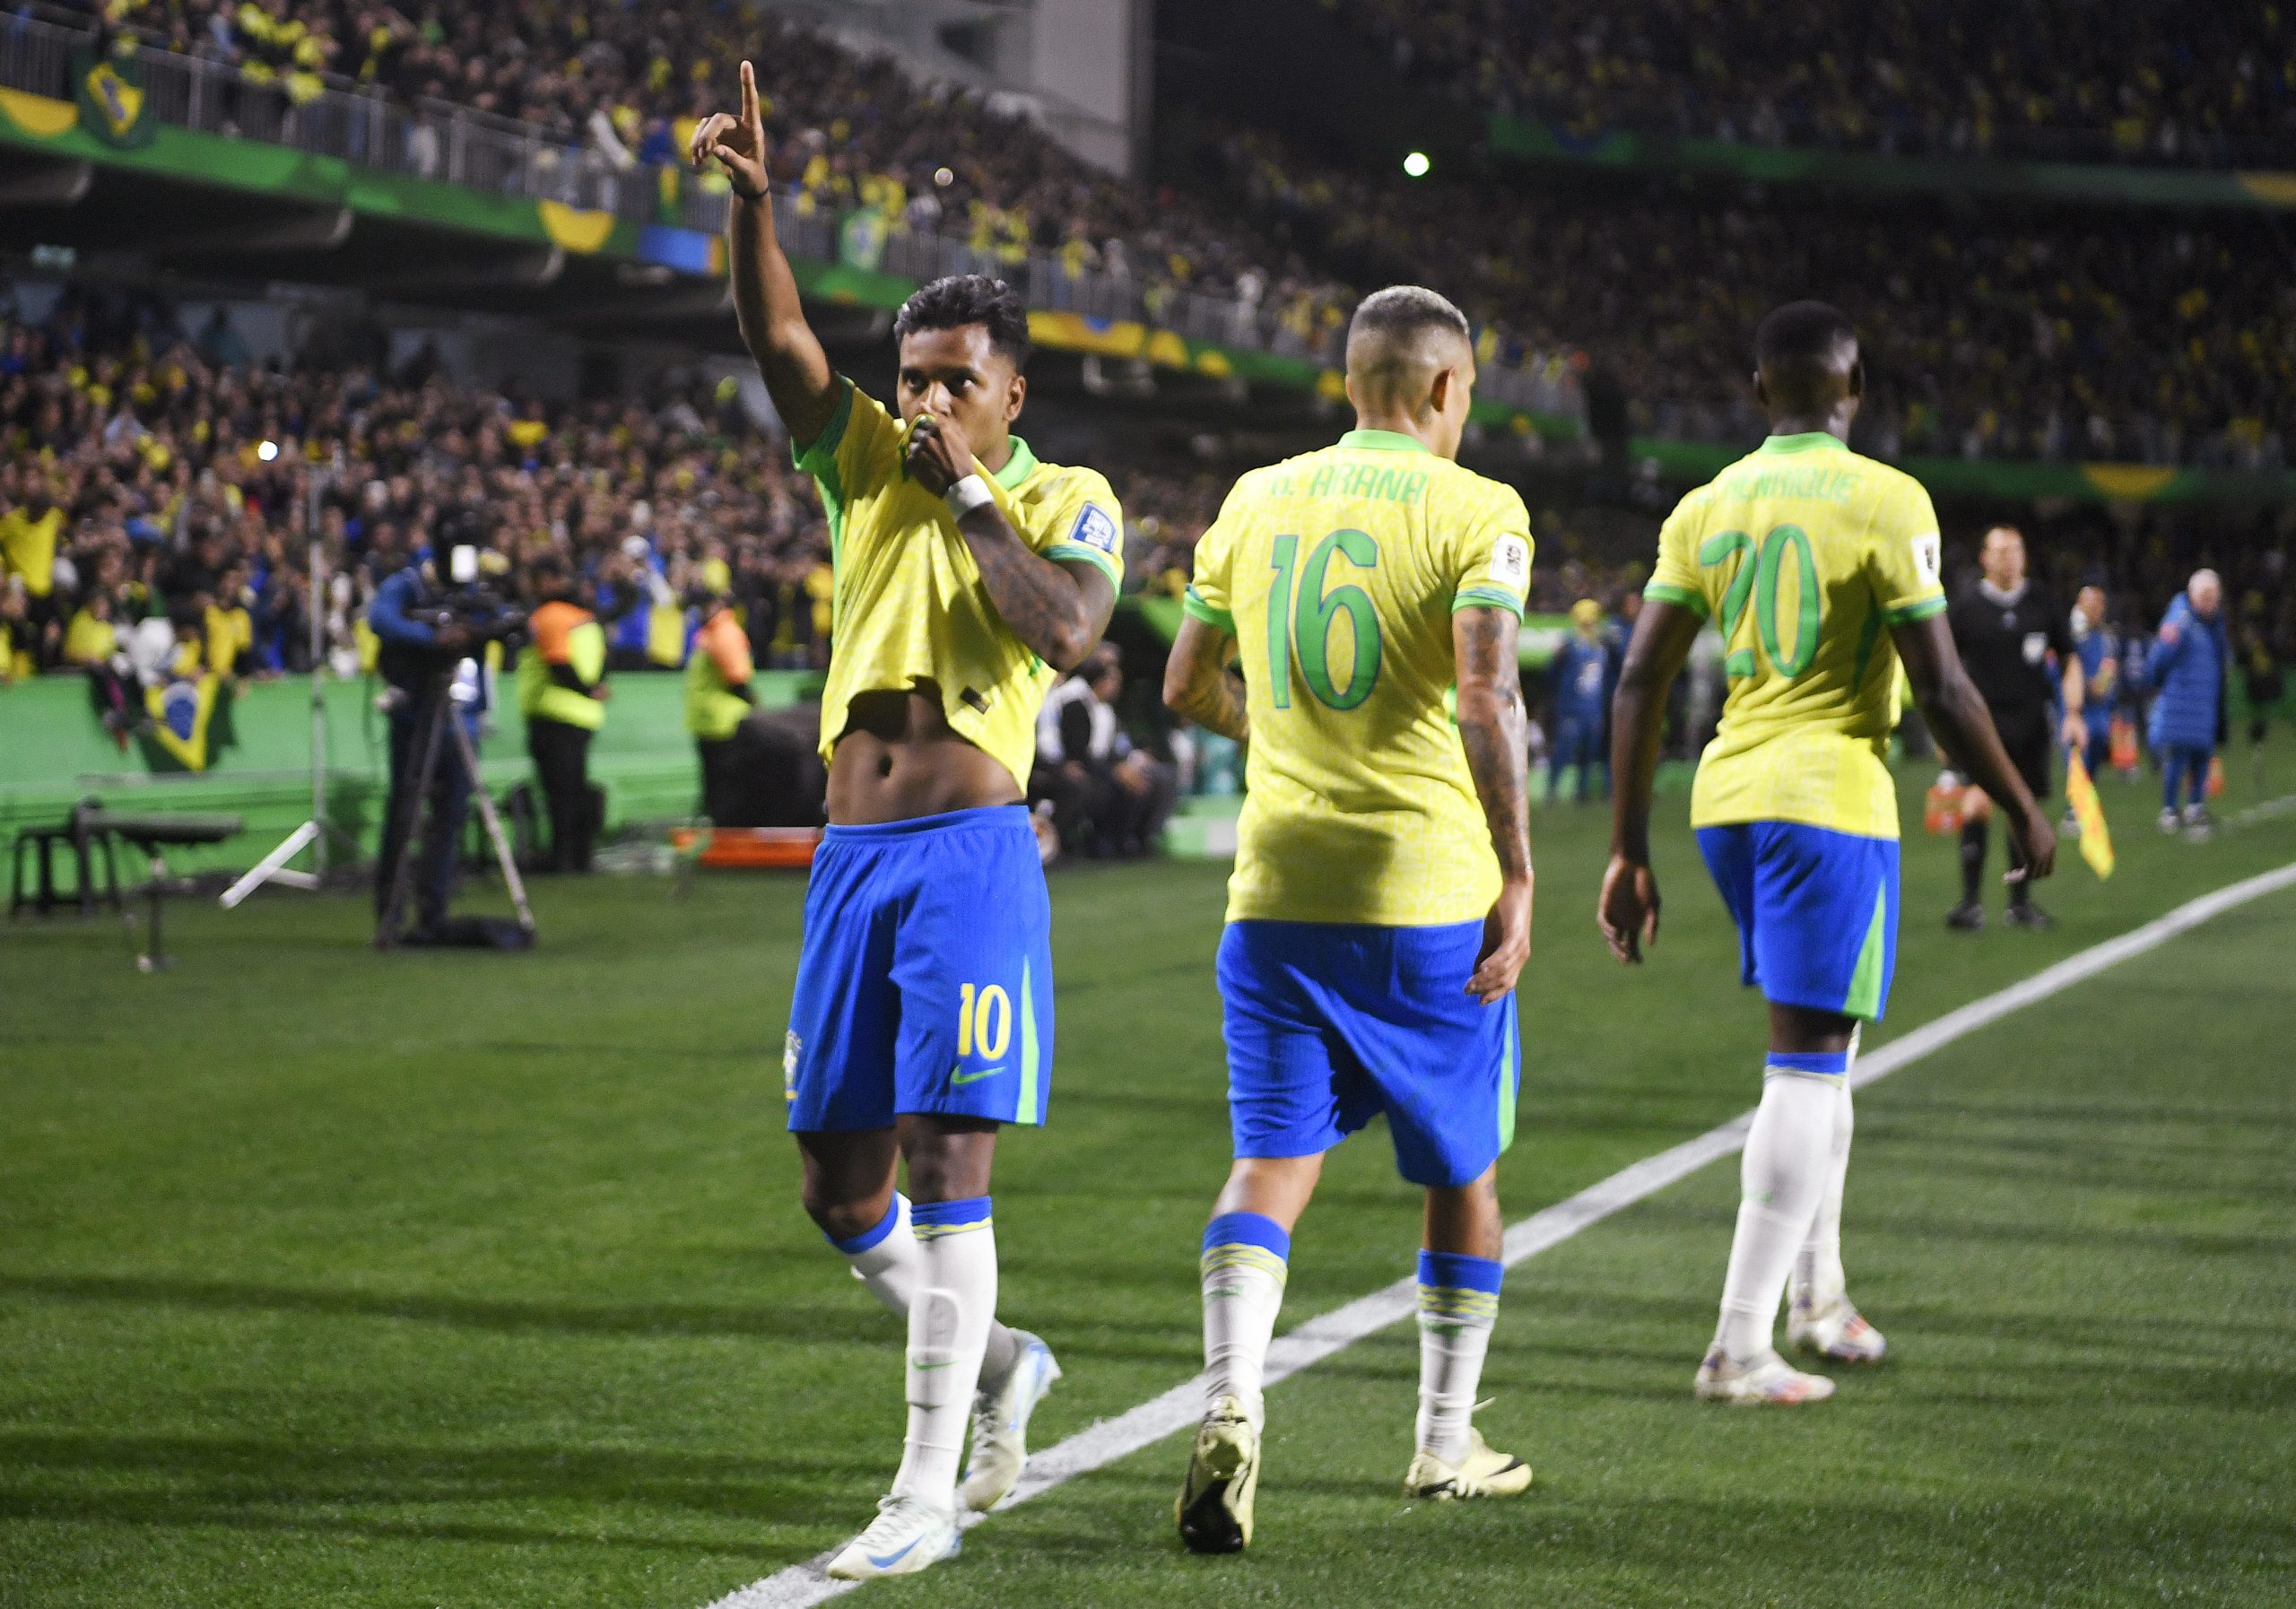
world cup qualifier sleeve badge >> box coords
[1070,504,1119,554]
[783,1031,802,1104]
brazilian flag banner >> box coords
[136,670,237,773]
[74,48,155,150]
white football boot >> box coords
[959,1332,1062,1511]
[822,1492,962,1581]
[1693,1345,1837,1405]
[1788,1294,1888,1364]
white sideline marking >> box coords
[2229,791,2296,831]
[702,860,2296,1609]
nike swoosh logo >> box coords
[866,1535,924,1570]
[950,1065,1007,1085]
[910,1358,958,1370]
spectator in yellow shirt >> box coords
[1,477,63,602]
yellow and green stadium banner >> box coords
[1485,116,2296,213]
[0,86,642,256]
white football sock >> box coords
[1200,1213,1290,1429]
[1793,1057,1857,1312]
[888,1198,997,1507]
[1714,1068,1839,1361]
[834,1193,1022,1382]
[839,1193,920,1317]
[1415,1251,1502,1465]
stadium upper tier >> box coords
[1193,123,2292,474]
[4,1,2288,474]
[1331,0,2296,170]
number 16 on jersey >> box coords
[1268,528,1382,711]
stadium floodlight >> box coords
[1403,151,1431,178]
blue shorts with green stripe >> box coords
[1218,919,1521,1188]
[784,805,1051,1132]
[1695,821,1900,1022]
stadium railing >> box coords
[0,11,1582,424]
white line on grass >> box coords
[2229,791,2296,831]
[703,859,2296,1609]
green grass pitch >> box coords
[4,765,2293,1607]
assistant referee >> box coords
[1945,526,2084,930]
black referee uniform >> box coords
[1947,580,2071,922]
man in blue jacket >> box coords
[2146,569,2228,839]
[1548,598,1613,804]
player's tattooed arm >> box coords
[1161,616,1248,742]
[1454,604,1533,1002]
[904,416,1114,673]
[956,509,1116,674]
[1601,597,1700,962]
[691,62,837,448]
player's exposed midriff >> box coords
[826,683,1022,824]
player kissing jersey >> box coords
[1183,430,1533,927]
[783,376,1124,1134]
[797,376,1125,793]
[1643,431,1946,1020]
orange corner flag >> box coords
[2066,749,2116,880]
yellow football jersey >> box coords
[1645,432,1946,839]
[1185,430,1534,926]
[795,378,1125,792]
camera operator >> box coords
[517,554,609,872]
[367,526,509,939]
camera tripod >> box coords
[373,668,536,950]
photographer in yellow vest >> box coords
[685,582,757,823]
[517,554,608,871]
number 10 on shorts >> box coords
[957,982,1013,1061]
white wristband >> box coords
[944,474,994,517]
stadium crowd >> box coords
[2,275,2287,828]
[1193,121,2295,471]
[1332,0,2296,166]
[0,279,848,690]
[63,0,2296,471]
[72,0,1366,367]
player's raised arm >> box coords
[1162,615,1248,742]
[1600,597,1702,962]
[1892,613,2057,882]
[1455,603,1532,1003]
[691,61,837,448]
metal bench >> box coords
[86,809,244,971]
[9,799,125,919]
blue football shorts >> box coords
[1694,820,1900,1022]
[784,804,1053,1132]
[1217,919,1521,1189]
